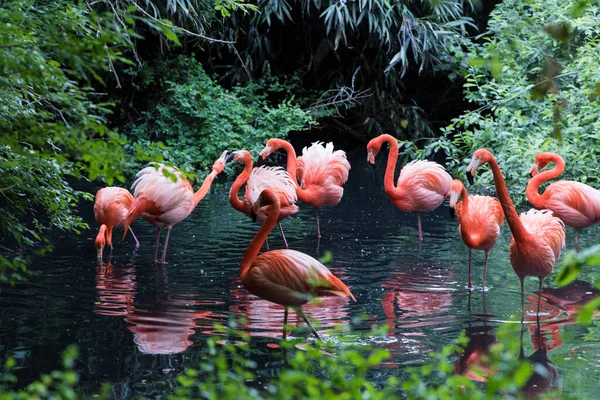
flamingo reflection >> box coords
[454,321,497,382]
[521,321,561,397]
[94,262,218,354]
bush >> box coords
[124,56,317,178]
[418,0,600,204]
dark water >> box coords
[1,148,600,398]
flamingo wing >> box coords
[94,187,135,226]
[246,250,354,306]
[131,164,194,213]
[545,181,600,227]
[520,209,566,260]
[297,142,350,188]
[397,160,452,195]
[245,166,298,207]
[468,195,505,227]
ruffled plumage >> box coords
[94,187,135,227]
[397,160,452,194]
[245,166,297,207]
[131,164,193,215]
[519,209,566,260]
[297,142,350,188]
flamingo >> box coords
[527,152,600,252]
[94,187,140,260]
[225,150,298,249]
[241,188,355,340]
[466,149,565,317]
[449,179,504,290]
[366,134,452,241]
[259,140,350,238]
[123,151,228,263]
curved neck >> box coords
[240,193,279,278]
[379,135,400,196]
[193,170,219,207]
[272,139,313,202]
[487,157,530,244]
[96,224,107,248]
[229,158,252,215]
[526,155,565,209]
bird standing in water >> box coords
[124,151,228,263]
[259,139,350,239]
[240,188,355,340]
[366,134,452,241]
[527,152,600,252]
[94,187,140,261]
[467,149,565,318]
[449,179,504,290]
[226,150,298,249]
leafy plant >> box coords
[421,0,600,205]
[124,56,317,177]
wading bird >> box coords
[94,187,139,260]
[449,179,504,290]
[259,140,350,238]
[124,151,228,263]
[527,152,600,252]
[226,150,298,249]
[366,134,452,241]
[241,188,355,340]
[466,149,565,317]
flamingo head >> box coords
[95,225,107,259]
[366,138,382,166]
[448,179,464,216]
[532,152,560,176]
[466,148,493,185]
[529,162,539,177]
[225,150,252,164]
[211,150,229,174]
[251,189,279,222]
[259,139,281,160]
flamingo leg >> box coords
[282,306,289,340]
[483,250,490,291]
[467,248,472,290]
[416,212,423,242]
[296,307,321,340]
[266,236,270,251]
[537,277,543,316]
[520,276,525,321]
[128,227,140,248]
[161,226,172,264]
[152,227,161,263]
[575,229,580,253]
[278,222,289,249]
[315,207,321,239]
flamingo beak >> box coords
[96,247,103,261]
[466,158,480,185]
[225,151,235,163]
[529,162,539,178]
[449,206,456,218]
[250,209,258,223]
[259,146,272,160]
[449,192,458,218]
[367,151,376,168]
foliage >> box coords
[124,56,317,176]
[420,0,600,204]
[165,320,537,399]
[0,0,143,282]
[0,346,110,400]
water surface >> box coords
[1,148,599,397]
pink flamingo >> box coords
[123,151,228,263]
[241,188,355,340]
[226,150,298,249]
[366,134,452,241]
[527,152,600,252]
[259,140,350,238]
[449,179,504,289]
[466,149,565,316]
[94,187,139,260]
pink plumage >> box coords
[94,187,139,260]
[395,160,452,212]
[244,166,299,223]
[296,142,350,206]
[124,152,227,263]
[515,209,565,263]
[527,152,600,252]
